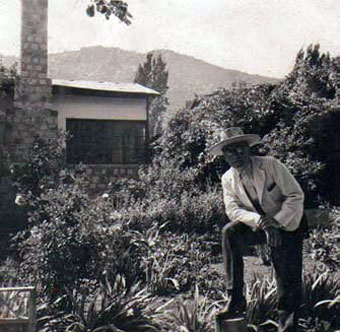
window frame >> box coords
[66,118,149,165]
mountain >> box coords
[1,46,279,117]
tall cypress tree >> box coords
[134,52,169,137]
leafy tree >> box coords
[86,0,132,25]
[0,61,17,178]
[0,60,17,98]
[134,52,169,137]
[150,45,340,207]
[286,44,339,100]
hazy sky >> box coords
[0,0,340,78]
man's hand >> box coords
[258,216,281,230]
[264,227,282,247]
[258,216,282,247]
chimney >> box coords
[19,0,51,102]
[7,0,57,162]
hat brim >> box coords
[208,134,261,156]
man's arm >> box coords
[222,176,261,230]
[269,158,305,230]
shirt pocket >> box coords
[267,182,276,192]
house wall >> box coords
[53,94,147,131]
[53,93,147,192]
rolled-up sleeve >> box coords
[222,176,261,230]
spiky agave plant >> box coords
[160,285,216,332]
[244,269,340,331]
[37,274,163,332]
[245,273,277,332]
[299,269,340,330]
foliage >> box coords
[86,0,132,25]
[305,207,340,271]
[288,44,339,100]
[246,274,277,328]
[0,59,17,98]
[38,276,163,332]
[153,83,272,185]
[161,286,215,332]
[300,269,340,330]
[151,44,340,206]
[135,52,169,137]
[6,45,340,332]
[15,190,149,299]
[0,61,17,177]
[139,228,219,295]
[236,269,340,332]
[10,133,68,196]
[10,136,146,299]
[107,160,225,235]
[0,258,20,284]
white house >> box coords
[52,79,159,166]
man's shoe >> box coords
[216,297,247,320]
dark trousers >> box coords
[222,221,304,331]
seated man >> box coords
[209,127,306,332]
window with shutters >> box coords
[66,119,148,165]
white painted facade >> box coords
[53,94,148,131]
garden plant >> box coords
[0,44,339,331]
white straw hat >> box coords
[208,127,261,156]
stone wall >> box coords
[0,0,57,245]
[85,164,140,192]
[5,0,58,162]
[20,0,50,103]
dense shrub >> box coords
[153,83,273,186]
[7,45,340,332]
[305,207,340,271]
[10,136,146,298]
[15,183,149,297]
[149,45,340,207]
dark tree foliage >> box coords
[86,0,132,25]
[0,61,18,176]
[151,45,340,207]
[134,52,169,137]
[0,60,17,98]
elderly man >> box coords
[209,127,307,332]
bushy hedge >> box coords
[151,44,340,207]
[10,135,224,301]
